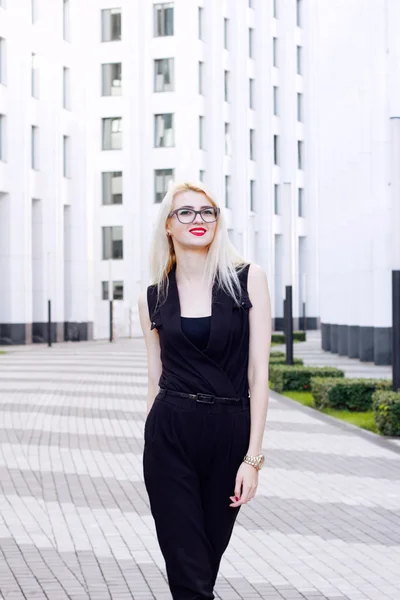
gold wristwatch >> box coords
[243,454,265,471]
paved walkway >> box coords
[0,339,399,600]
[273,331,392,380]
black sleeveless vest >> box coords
[147,263,253,398]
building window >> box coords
[63,0,70,42]
[102,226,123,260]
[298,140,304,169]
[199,170,205,182]
[297,45,302,74]
[273,86,278,116]
[102,172,123,205]
[224,70,229,102]
[298,188,304,216]
[31,0,37,23]
[198,7,204,40]
[225,175,231,208]
[63,67,70,109]
[297,92,303,122]
[274,134,279,165]
[250,129,255,160]
[273,0,278,18]
[198,61,204,95]
[273,37,278,67]
[154,3,174,37]
[101,8,122,42]
[249,28,254,58]
[250,180,255,212]
[199,115,204,149]
[249,78,254,109]
[63,135,70,178]
[0,115,5,161]
[274,184,279,214]
[31,53,39,98]
[154,58,174,92]
[0,38,5,85]
[296,0,302,27]
[31,125,39,169]
[102,63,122,96]
[155,169,174,203]
[155,113,174,147]
[224,17,229,50]
[224,122,231,156]
[102,117,122,150]
[102,281,124,300]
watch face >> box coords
[258,455,265,469]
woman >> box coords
[138,181,271,600]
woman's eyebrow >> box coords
[177,205,212,209]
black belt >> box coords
[160,387,247,405]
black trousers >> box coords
[143,389,251,600]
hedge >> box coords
[311,377,392,411]
[269,365,344,393]
[373,391,400,436]
[271,331,307,344]
[270,351,285,359]
[270,357,304,366]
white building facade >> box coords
[0,0,317,344]
[312,0,399,365]
[0,0,93,345]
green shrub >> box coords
[271,331,307,344]
[269,365,344,393]
[270,357,304,366]
[373,391,400,436]
[311,378,392,411]
[270,351,285,359]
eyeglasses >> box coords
[168,207,220,224]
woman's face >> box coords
[166,190,218,249]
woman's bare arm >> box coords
[246,263,272,456]
[138,291,162,416]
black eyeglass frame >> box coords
[167,207,221,224]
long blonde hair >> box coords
[149,181,248,305]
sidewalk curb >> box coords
[271,389,400,457]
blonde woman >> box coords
[138,181,271,600]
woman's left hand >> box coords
[229,462,259,507]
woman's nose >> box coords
[193,212,203,224]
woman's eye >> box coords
[179,210,192,216]
[203,209,214,214]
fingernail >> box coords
[235,496,239,501]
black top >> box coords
[181,316,211,351]
[147,263,253,398]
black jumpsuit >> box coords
[143,263,253,600]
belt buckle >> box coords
[195,393,215,404]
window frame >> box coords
[101,7,122,42]
[102,117,122,151]
[250,128,255,160]
[274,134,279,165]
[274,184,279,214]
[154,3,174,37]
[273,86,279,116]
[101,62,122,96]
[102,171,123,205]
[154,58,174,92]
[154,113,175,148]
[154,169,174,203]
[102,226,124,260]
[249,28,254,59]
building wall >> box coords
[0,0,316,344]
[0,0,93,344]
[312,0,394,364]
[91,0,316,339]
